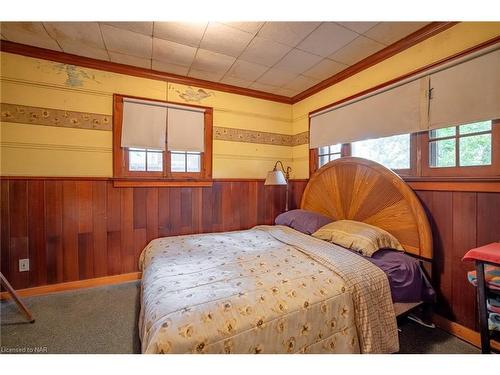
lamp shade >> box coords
[264,170,287,185]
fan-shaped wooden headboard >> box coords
[301,157,432,259]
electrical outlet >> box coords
[19,258,30,272]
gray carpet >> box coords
[0,281,479,354]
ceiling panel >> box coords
[0,22,61,51]
[190,49,236,74]
[109,51,151,69]
[297,22,359,57]
[200,23,254,57]
[153,22,207,47]
[364,22,430,45]
[302,58,348,81]
[152,37,196,67]
[44,22,105,50]
[188,68,225,82]
[248,81,280,92]
[224,59,269,81]
[256,67,297,87]
[222,22,264,34]
[257,22,321,47]
[152,60,190,76]
[239,36,292,67]
[58,40,110,60]
[329,35,385,65]
[220,76,253,88]
[283,74,320,91]
[337,22,378,34]
[101,24,152,58]
[273,48,323,74]
[101,22,153,36]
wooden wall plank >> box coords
[91,181,108,278]
[145,188,159,243]
[1,181,10,285]
[451,192,478,330]
[45,181,63,284]
[8,180,29,289]
[476,193,500,245]
[120,188,134,273]
[27,180,46,287]
[158,188,171,237]
[62,181,79,281]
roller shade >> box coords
[121,100,167,150]
[310,78,427,148]
[429,49,500,130]
[167,107,205,152]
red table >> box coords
[462,242,500,354]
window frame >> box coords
[308,121,498,179]
[113,94,213,183]
[421,120,499,177]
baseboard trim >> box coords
[433,314,500,352]
[0,272,141,300]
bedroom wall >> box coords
[0,52,295,179]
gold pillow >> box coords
[312,220,404,257]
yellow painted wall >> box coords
[291,22,500,178]
[1,22,498,179]
[0,52,293,178]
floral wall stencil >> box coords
[36,62,101,87]
[175,86,215,103]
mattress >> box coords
[138,225,398,354]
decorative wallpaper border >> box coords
[1,103,112,131]
[1,103,309,146]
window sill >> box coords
[113,179,213,188]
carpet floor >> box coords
[0,281,479,354]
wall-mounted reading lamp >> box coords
[264,160,292,211]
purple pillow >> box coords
[275,209,333,235]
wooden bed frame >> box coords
[301,157,434,317]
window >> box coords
[318,144,342,168]
[429,121,492,168]
[113,94,213,184]
[422,120,498,177]
[351,133,411,170]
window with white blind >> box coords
[113,95,213,181]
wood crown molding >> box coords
[0,40,292,105]
[0,22,457,106]
[294,22,458,103]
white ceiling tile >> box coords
[188,68,225,82]
[152,38,196,67]
[258,22,320,47]
[364,22,430,45]
[109,52,151,69]
[220,76,253,88]
[58,40,109,61]
[273,48,323,74]
[329,35,385,65]
[222,22,264,34]
[200,23,254,57]
[0,22,61,51]
[297,22,358,57]
[239,36,292,67]
[270,87,297,97]
[44,22,105,50]
[191,49,236,74]
[302,58,348,81]
[337,22,378,34]
[283,75,320,91]
[154,22,207,47]
[101,22,153,36]
[100,24,152,58]
[152,60,190,76]
[225,59,269,81]
[256,68,297,87]
[248,81,278,93]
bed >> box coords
[138,157,433,354]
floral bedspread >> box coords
[138,225,398,354]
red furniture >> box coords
[462,242,500,354]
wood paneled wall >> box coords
[0,179,306,290]
[1,177,498,336]
[415,190,500,331]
